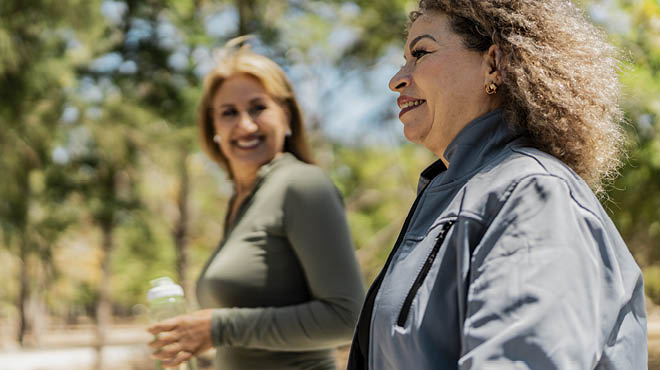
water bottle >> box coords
[146,277,198,370]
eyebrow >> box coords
[219,97,266,109]
[249,97,266,104]
[410,34,437,50]
[406,34,437,56]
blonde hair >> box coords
[198,37,313,177]
[412,0,624,193]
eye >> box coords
[411,48,430,60]
[249,104,267,115]
[221,108,237,117]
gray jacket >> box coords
[347,110,647,369]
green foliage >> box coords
[2,0,660,328]
[111,213,177,308]
[600,0,660,287]
[644,265,660,304]
[0,0,104,339]
[330,143,435,282]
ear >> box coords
[482,44,503,85]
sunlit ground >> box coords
[0,316,657,369]
[649,307,660,370]
[0,326,660,370]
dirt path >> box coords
[0,345,150,370]
[1,323,658,370]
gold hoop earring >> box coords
[485,83,498,95]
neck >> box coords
[229,152,286,195]
[435,103,502,168]
[232,171,257,196]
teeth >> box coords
[236,138,260,148]
[401,100,424,109]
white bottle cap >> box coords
[147,277,184,301]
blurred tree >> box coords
[596,0,660,302]
[0,0,101,345]
[45,95,150,368]
[330,144,434,282]
[83,0,206,302]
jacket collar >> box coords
[418,108,525,191]
[417,159,446,194]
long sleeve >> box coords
[210,166,365,351]
[458,175,647,369]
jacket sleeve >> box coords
[458,175,647,369]
[210,166,366,351]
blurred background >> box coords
[1,0,659,369]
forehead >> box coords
[406,12,452,44]
[214,73,268,103]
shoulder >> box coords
[461,147,629,271]
[460,146,606,224]
[269,157,340,203]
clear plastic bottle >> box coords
[147,277,198,370]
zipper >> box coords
[350,159,447,369]
[396,220,455,327]
[351,177,432,367]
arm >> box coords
[210,166,366,350]
[459,175,646,369]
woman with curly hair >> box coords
[347,1,646,369]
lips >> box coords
[397,96,426,118]
[232,136,264,149]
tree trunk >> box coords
[236,0,257,36]
[94,221,114,370]
[173,152,191,301]
[16,165,33,347]
[27,287,46,347]
[17,235,28,347]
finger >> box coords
[151,342,183,360]
[148,319,178,334]
[149,332,178,349]
[161,350,193,368]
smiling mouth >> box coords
[233,136,264,149]
[399,100,426,117]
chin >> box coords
[239,152,272,165]
[402,126,424,145]
[229,149,270,166]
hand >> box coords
[147,309,214,368]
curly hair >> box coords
[411,0,624,193]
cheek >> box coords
[212,122,221,135]
[416,61,448,101]
[213,122,230,141]
[425,68,475,110]
[262,113,289,138]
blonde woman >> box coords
[348,1,647,369]
[148,39,365,370]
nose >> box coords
[389,67,410,92]
[237,111,258,132]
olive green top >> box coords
[196,153,365,370]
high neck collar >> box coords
[419,109,526,190]
[224,152,298,233]
[232,152,297,195]
[256,152,296,179]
